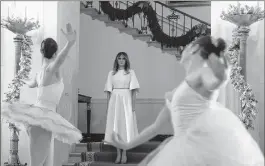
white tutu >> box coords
[1,76,82,144]
[2,101,82,144]
[138,81,264,166]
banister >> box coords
[155,1,210,26]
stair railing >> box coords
[81,1,210,48]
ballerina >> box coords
[2,23,82,166]
[107,36,264,166]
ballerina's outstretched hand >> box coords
[60,23,76,44]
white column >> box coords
[53,2,80,166]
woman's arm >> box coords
[48,23,76,73]
[107,91,111,109]
[113,106,171,150]
[22,74,38,88]
[131,89,137,111]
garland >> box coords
[3,35,33,103]
[221,3,263,130]
[226,29,258,130]
[99,1,210,49]
[1,16,39,103]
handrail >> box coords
[118,1,190,31]
[155,1,210,26]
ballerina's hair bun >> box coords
[192,36,227,59]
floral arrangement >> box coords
[1,16,40,34]
[1,16,40,102]
[221,2,264,130]
[226,29,258,130]
[221,3,264,26]
[222,3,264,15]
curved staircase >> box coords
[80,1,210,59]
[63,1,210,166]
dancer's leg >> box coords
[28,126,52,166]
[43,137,54,166]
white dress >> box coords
[1,69,82,144]
[104,69,140,144]
[139,80,264,166]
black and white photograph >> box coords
[1,1,264,166]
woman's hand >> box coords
[61,23,76,44]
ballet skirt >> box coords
[1,68,82,144]
[138,80,264,166]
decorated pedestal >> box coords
[221,3,264,129]
[1,14,40,166]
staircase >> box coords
[63,142,161,166]
[62,1,210,166]
[80,1,210,59]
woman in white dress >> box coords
[108,36,264,165]
[104,52,140,164]
[2,23,82,166]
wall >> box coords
[211,1,264,154]
[78,14,185,134]
[1,1,80,166]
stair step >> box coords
[162,48,180,56]
[74,142,160,153]
[80,7,99,16]
[68,153,82,163]
[62,163,75,166]
[76,161,137,166]
[92,14,109,22]
[105,21,125,29]
[132,34,152,42]
[147,41,161,48]
[119,28,139,35]
[81,152,147,163]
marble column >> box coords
[237,26,250,81]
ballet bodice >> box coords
[167,81,219,135]
[35,69,64,111]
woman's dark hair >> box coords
[40,38,58,59]
[113,52,131,75]
[192,36,226,59]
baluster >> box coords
[161,6,164,31]
[143,15,147,34]
[98,2,101,14]
[190,18,192,29]
[140,13,143,34]
[126,1,128,27]
[183,15,186,34]
[176,19,178,36]
[161,5,164,48]
[169,19,171,37]
[132,1,135,28]
[171,23,175,37]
